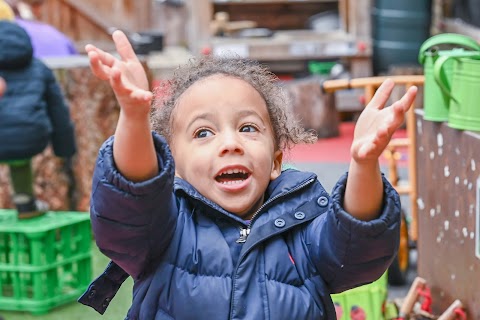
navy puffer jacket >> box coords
[0,21,76,160]
[81,133,401,320]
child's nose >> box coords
[219,132,244,155]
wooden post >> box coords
[185,0,212,55]
[405,81,418,242]
[437,300,464,320]
[338,0,348,33]
[399,277,427,319]
[347,0,372,38]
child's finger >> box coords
[384,102,406,129]
[87,51,110,81]
[131,90,153,102]
[112,30,138,62]
[88,46,117,68]
[84,44,96,53]
[109,67,130,96]
[365,79,395,111]
[396,86,418,112]
[387,86,417,127]
[109,68,151,101]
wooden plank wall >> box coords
[38,0,191,51]
[40,0,155,44]
[415,110,480,318]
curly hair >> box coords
[151,56,317,151]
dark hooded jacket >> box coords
[0,21,76,160]
[80,133,401,320]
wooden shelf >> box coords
[210,30,368,61]
[186,0,373,77]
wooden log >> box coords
[283,76,340,139]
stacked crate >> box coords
[0,210,91,315]
[331,272,388,320]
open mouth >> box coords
[215,169,250,185]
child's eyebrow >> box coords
[186,112,215,132]
[237,109,268,128]
[236,109,262,119]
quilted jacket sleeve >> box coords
[90,132,177,279]
[42,62,77,158]
[307,173,401,293]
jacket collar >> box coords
[266,169,317,197]
[173,169,318,222]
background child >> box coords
[80,30,417,319]
[0,20,76,218]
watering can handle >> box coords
[433,55,457,103]
[433,51,480,103]
[418,33,480,64]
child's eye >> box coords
[194,128,214,139]
[240,124,258,133]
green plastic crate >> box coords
[331,272,388,320]
[0,210,92,315]
[0,210,17,223]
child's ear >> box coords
[270,150,283,180]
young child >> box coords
[0,20,76,217]
[79,30,417,319]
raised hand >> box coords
[85,30,153,117]
[351,79,417,162]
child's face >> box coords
[170,74,283,219]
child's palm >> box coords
[86,31,152,115]
[110,55,151,114]
[351,80,417,162]
[351,106,396,161]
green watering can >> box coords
[418,33,480,121]
[434,53,480,131]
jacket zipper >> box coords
[236,227,250,243]
[235,177,315,244]
[229,177,315,319]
